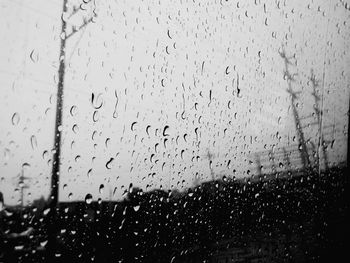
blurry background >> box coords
[0,0,349,205]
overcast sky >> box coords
[0,0,349,205]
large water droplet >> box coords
[85,193,92,204]
[91,93,103,109]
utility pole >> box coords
[18,169,30,207]
[346,97,350,170]
[50,0,67,209]
[47,0,96,256]
[50,0,96,209]
[279,47,310,170]
[310,69,329,171]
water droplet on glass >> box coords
[29,49,39,63]
[99,184,104,194]
[30,135,37,149]
[146,125,151,136]
[11,112,20,125]
[22,162,31,169]
[91,93,103,109]
[70,105,77,116]
[43,208,50,216]
[72,124,79,134]
[106,158,114,169]
[85,193,92,204]
[163,125,170,136]
[105,138,110,148]
[131,122,137,131]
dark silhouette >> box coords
[279,47,311,170]
[310,69,329,171]
[2,165,348,262]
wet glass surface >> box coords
[0,0,349,262]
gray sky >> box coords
[0,0,349,205]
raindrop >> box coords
[105,138,110,148]
[30,135,37,149]
[91,93,103,109]
[194,128,199,140]
[92,131,98,141]
[146,125,151,136]
[131,122,137,131]
[163,125,170,136]
[93,110,99,122]
[11,112,20,125]
[72,124,79,133]
[43,208,50,216]
[42,150,48,159]
[236,73,241,97]
[161,79,166,87]
[75,155,81,162]
[40,241,48,247]
[29,49,39,63]
[181,149,185,159]
[22,162,30,169]
[113,90,119,119]
[85,193,92,204]
[70,105,77,116]
[106,158,114,169]
[167,29,172,39]
[99,184,104,194]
